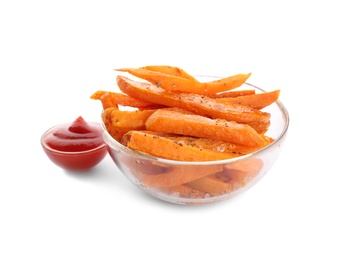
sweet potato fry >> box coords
[150,133,261,155]
[123,129,260,154]
[141,65,197,81]
[224,157,264,175]
[247,121,271,135]
[160,185,207,199]
[110,109,156,129]
[92,65,281,168]
[119,155,168,176]
[116,76,270,125]
[186,174,233,196]
[137,164,223,188]
[101,108,132,142]
[90,90,108,100]
[116,68,251,95]
[206,89,255,98]
[123,130,240,161]
[217,90,281,110]
[145,109,270,148]
[90,90,161,109]
[101,107,156,143]
[222,158,264,188]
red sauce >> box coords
[43,116,104,152]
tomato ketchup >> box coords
[43,116,104,152]
[41,116,107,171]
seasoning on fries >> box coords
[91,65,281,198]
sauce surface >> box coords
[44,116,104,152]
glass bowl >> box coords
[101,77,289,204]
[41,122,108,171]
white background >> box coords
[1,1,353,259]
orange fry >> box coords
[123,130,240,161]
[145,109,270,148]
[160,185,207,199]
[217,90,281,110]
[137,164,223,188]
[116,67,251,95]
[90,90,161,109]
[101,107,156,143]
[91,64,281,167]
[110,109,156,129]
[141,65,197,81]
[102,108,132,142]
[186,174,233,196]
[150,132,261,155]
[116,75,270,125]
[206,89,256,98]
[223,158,264,187]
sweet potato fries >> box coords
[91,65,281,199]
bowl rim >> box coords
[41,122,107,155]
[101,81,290,166]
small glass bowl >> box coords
[102,79,289,204]
[41,122,108,171]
